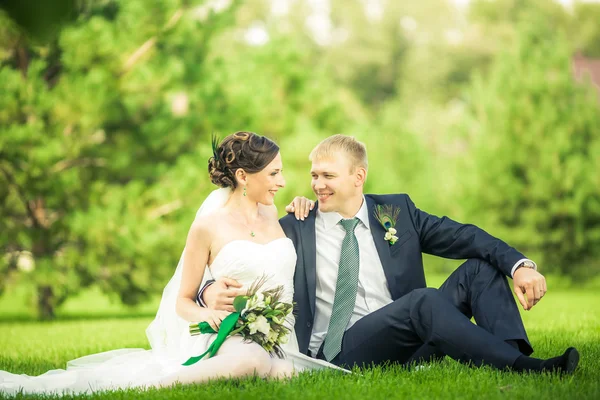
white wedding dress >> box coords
[0,189,342,396]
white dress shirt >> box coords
[309,198,393,355]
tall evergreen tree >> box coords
[458,14,600,279]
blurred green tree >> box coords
[570,2,600,57]
[457,14,600,279]
[469,0,600,58]
[0,0,78,42]
[4,0,600,320]
[0,0,244,319]
[0,0,362,319]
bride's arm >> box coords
[176,217,229,330]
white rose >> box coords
[248,315,271,336]
[384,232,393,241]
[388,227,397,235]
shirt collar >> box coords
[317,197,371,231]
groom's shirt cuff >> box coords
[510,258,537,277]
[196,280,215,307]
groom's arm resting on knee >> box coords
[406,195,547,309]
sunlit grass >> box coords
[1,287,598,399]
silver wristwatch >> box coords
[519,260,535,270]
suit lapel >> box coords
[300,209,318,318]
[366,196,395,290]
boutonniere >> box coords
[374,205,400,245]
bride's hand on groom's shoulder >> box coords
[200,309,231,331]
[285,196,315,220]
[203,278,245,312]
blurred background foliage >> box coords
[1,0,599,319]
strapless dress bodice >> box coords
[208,238,297,303]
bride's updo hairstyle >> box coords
[208,131,279,189]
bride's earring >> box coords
[243,186,247,197]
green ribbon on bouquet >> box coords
[183,295,251,366]
[182,312,241,366]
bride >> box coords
[0,131,342,396]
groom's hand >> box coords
[203,278,244,312]
[513,268,547,311]
[285,196,315,220]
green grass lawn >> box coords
[1,285,599,399]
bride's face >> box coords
[246,152,285,205]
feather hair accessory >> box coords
[211,134,222,164]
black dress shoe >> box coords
[541,347,579,374]
[562,347,580,374]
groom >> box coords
[201,134,578,372]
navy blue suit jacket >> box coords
[279,194,526,355]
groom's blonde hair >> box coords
[309,134,368,171]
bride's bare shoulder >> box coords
[188,210,225,240]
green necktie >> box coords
[323,217,360,362]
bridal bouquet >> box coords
[183,277,294,366]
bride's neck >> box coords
[225,189,260,221]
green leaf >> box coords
[233,295,249,313]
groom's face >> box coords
[310,154,361,214]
